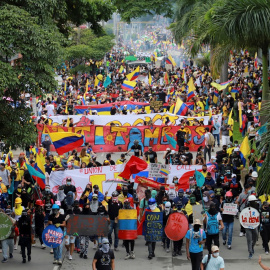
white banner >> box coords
[49,164,202,200]
[42,113,220,127]
[223,203,238,215]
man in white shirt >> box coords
[201,245,225,270]
[46,101,55,117]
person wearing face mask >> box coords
[260,202,270,255]
[80,184,92,205]
[205,173,215,188]
[118,185,133,205]
[126,140,142,157]
[168,184,177,202]
[216,145,228,165]
[172,176,179,185]
[213,117,221,148]
[48,204,66,265]
[162,202,171,253]
[57,185,66,204]
[245,195,259,259]
[139,189,151,220]
[92,238,115,270]
[143,147,157,163]
[173,189,188,211]
[106,191,123,251]
[89,185,104,203]
[201,245,225,270]
[204,202,224,253]
[185,219,206,270]
[220,191,235,250]
[63,178,77,199]
[176,126,186,152]
[199,191,212,212]
[34,199,46,249]
[183,194,201,225]
[146,198,160,259]
[0,161,11,189]
[42,185,55,226]
[183,146,193,165]
[156,186,167,205]
[201,164,208,178]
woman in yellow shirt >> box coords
[79,148,91,165]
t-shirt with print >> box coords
[185,228,206,253]
[131,145,142,157]
[202,255,225,270]
[144,151,157,163]
[94,249,115,270]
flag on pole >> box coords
[239,136,250,167]
[148,72,152,86]
[121,80,137,91]
[213,91,219,104]
[119,65,125,74]
[187,77,196,101]
[173,98,188,116]
[168,55,176,67]
[126,66,140,81]
[164,72,170,85]
[103,76,112,88]
[165,133,177,149]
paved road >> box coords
[61,219,270,270]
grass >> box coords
[232,121,243,143]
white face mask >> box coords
[213,252,219,257]
[149,204,156,210]
[203,196,208,202]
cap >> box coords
[102,238,109,244]
[211,156,216,160]
[251,171,258,177]
[178,189,184,193]
[209,190,215,195]
[211,245,219,252]
[232,174,236,178]
[193,219,202,226]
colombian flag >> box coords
[121,80,137,91]
[119,65,125,74]
[160,168,169,176]
[239,136,250,167]
[118,209,137,240]
[165,58,173,65]
[164,72,169,85]
[187,77,196,101]
[126,66,140,81]
[48,132,84,155]
[173,98,188,116]
[213,91,219,104]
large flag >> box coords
[164,72,170,85]
[187,77,196,101]
[32,153,46,189]
[118,156,148,179]
[126,66,140,81]
[213,91,219,104]
[86,79,91,92]
[165,133,177,149]
[165,58,173,65]
[173,98,188,116]
[94,76,102,87]
[182,69,186,83]
[26,163,46,189]
[119,65,125,74]
[49,132,84,155]
[168,55,176,67]
[230,88,239,98]
[121,80,137,91]
[211,79,232,91]
[194,169,205,187]
[239,106,246,133]
[148,72,152,86]
[239,136,250,167]
[118,209,137,240]
[103,76,112,88]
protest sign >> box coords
[165,212,189,241]
[148,164,170,178]
[66,215,109,236]
[42,225,64,248]
[150,100,163,111]
[39,124,212,153]
[0,213,13,241]
[144,212,163,242]
[118,209,137,240]
[240,207,260,229]
[223,203,238,215]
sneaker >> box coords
[166,248,170,253]
[9,253,13,258]
[148,254,152,260]
[152,253,155,258]
[161,242,164,247]
[32,244,36,247]
[28,255,31,262]
[41,244,46,249]
[22,258,26,263]
[93,243,97,250]
[53,260,58,264]
[83,255,88,259]
[114,247,119,251]
[223,240,226,245]
[239,232,244,237]
[1,258,7,263]
[178,251,182,256]
[228,245,231,250]
[130,251,135,259]
[58,260,62,265]
[248,253,253,259]
[69,255,72,260]
[50,249,53,254]
[266,251,269,255]
[125,253,130,260]
[14,245,18,250]
[172,252,177,257]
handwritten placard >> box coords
[148,164,170,178]
[66,215,109,236]
[240,207,260,229]
[150,100,164,111]
[144,212,163,242]
[42,225,64,248]
[223,203,238,215]
[165,212,188,241]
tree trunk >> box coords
[220,60,228,95]
[262,48,269,101]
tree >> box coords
[113,0,174,22]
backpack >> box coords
[208,132,215,146]
[206,212,219,235]
[189,228,203,242]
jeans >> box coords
[1,239,14,259]
[108,220,119,248]
[206,233,219,253]
[213,134,220,147]
[204,146,211,162]
[222,222,234,245]
[190,251,203,270]
[147,242,156,256]
[246,228,258,254]
[53,238,64,260]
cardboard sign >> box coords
[0,213,13,241]
[150,100,164,111]
[192,204,204,224]
[144,212,163,242]
[223,203,238,215]
[148,164,170,178]
[240,207,260,229]
[165,212,189,241]
[42,225,64,248]
[66,215,109,236]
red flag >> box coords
[118,156,148,179]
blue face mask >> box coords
[67,182,71,186]
[220,176,224,179]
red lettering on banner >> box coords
[110,165,117,171]
[84,167,103,174]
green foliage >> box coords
[104,24,114,36]
[113,0,174,22]
[195,52,210,68]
